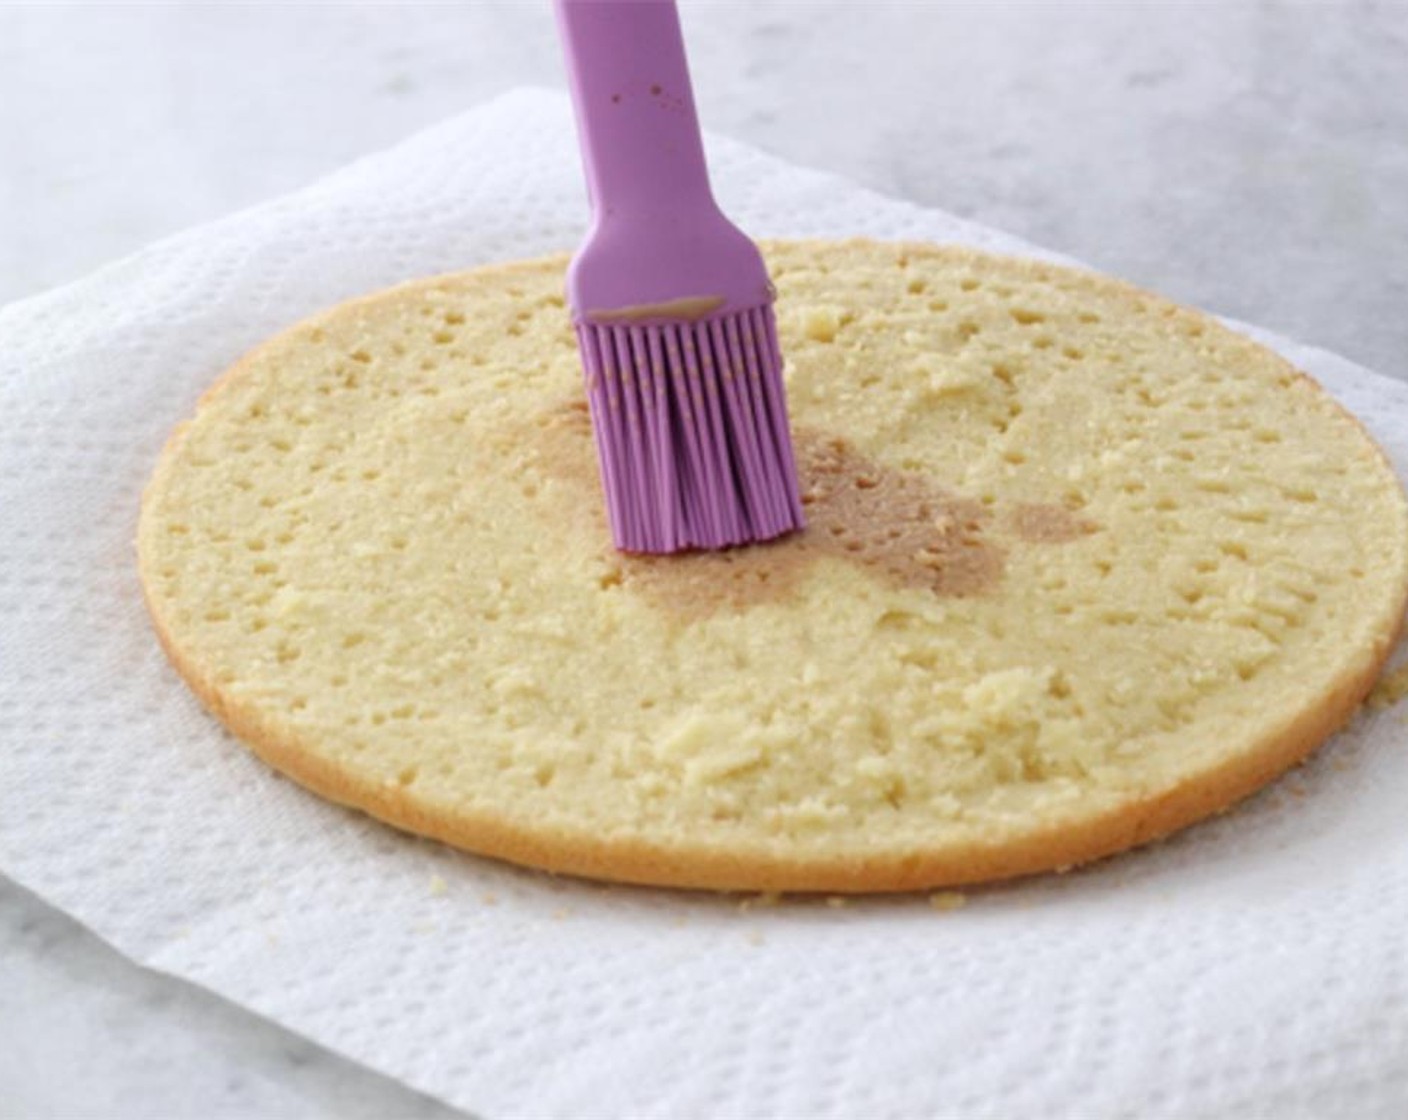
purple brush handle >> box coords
[554,0,773,319]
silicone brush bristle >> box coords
[576,305,805,553]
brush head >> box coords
[575,305,805,554]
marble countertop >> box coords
[3,2,1405,1115]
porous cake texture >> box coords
[138,241,1408,891]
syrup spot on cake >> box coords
[531,401,1089,615]
[532,404,997,611]
[1009,503,1100,543]
[796,433,1001,599]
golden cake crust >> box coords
[139,241,1408,892]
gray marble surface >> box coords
[3,1,1406,1116]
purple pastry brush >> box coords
[554,0,805,554]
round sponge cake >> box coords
[138,240,1408,892]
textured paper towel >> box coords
[2,89,1407,1119]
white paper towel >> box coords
[2,88,1407,1119]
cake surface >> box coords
[138,240,1408,892]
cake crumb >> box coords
[1367,663,1408,710]
[747,930,765,946]
[929,891,967,912]
[481,892,498,906]
[552,907,573,921]
[428,874,448,897]
[801,305,842,343]
[825,896,849,909]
